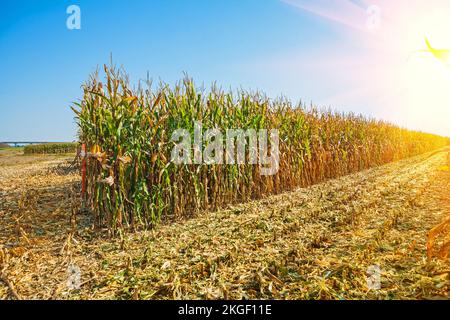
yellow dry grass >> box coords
[0,149,448,300]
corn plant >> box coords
[24,143,78,155]
[72,65,448,231]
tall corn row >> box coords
[73,65,448,230]
[24,143,77,154]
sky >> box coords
[0,0,449,141]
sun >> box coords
[392,8,450,134]
[281,0,450,136]
[402,38,450,133]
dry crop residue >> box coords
[0,150,448,299]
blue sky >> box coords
[1,0,449,141]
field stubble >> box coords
[0,149,448,299]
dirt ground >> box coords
[0,149,448,300]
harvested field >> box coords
[0,149,448,300]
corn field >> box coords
[24,143,78,155]
[72,65,448,230]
